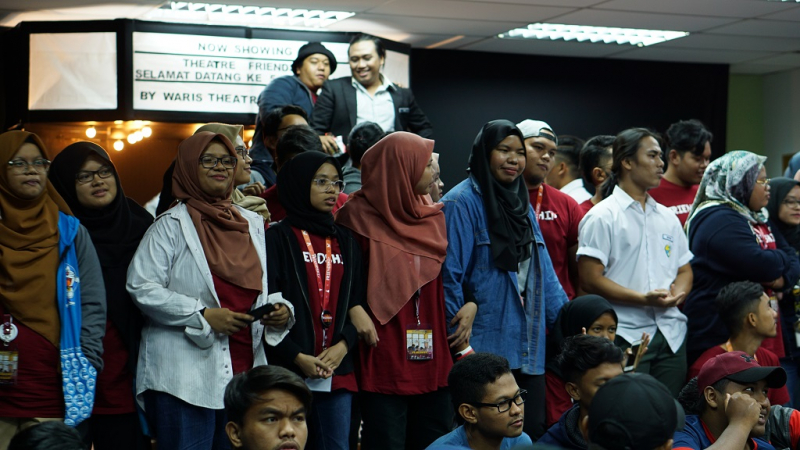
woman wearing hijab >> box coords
[48,142,152,449]
[684,151,800,366]
[194,123,270,222]
[126,132,293,449]
[335,132,451,450]
[543,295,619,427]
[0,131,106,447]
[265,152,362,450]
[767,177,800,408]
[441,120,569,440]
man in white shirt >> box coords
[577,127,693,396]
[545,135,592,203]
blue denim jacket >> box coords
[442,176,568,375]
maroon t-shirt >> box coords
[261,186,348,222]
[648,178,698,226]
[530,184,584,300]
[579,198,595,215]
[212,274,258,375]
[291,227,357,392]
[93,321,135,414]
[545,368,574,427]
[352,234,451,395]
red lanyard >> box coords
[301,230,332,313]
[535,185,544,218]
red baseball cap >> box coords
[697,351,786,393]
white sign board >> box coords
[132,32,411,114]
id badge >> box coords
[406,324,433,361]
[0,318,19,386]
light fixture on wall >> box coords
[498,23,689,47]
[85,127,97,138]
[113,140,124,151]
[147,2,356,29]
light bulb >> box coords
[127,134,137,144]
[133,131,143,142]
[141,126,152,138]
[85,127,96,138]
[113,140,124,151]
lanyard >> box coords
[301,230,332,314]
[413,290,421,326]
[724,340,758,362]
[534,185,544,218]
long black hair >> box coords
[600,128,661,199]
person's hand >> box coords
[448,302,478,348]
[349,305,379,347]
[631,332,650,371]
[317,341,348,375]
[644,285,685,308]
[259,303,290,327]
[294,353,331,379]
[763,277,784,290]
[203,308,251,335]
[242,182,266,196]
[724,392,762,428]
[319,136,339,155]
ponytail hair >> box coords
[601,128,661,199]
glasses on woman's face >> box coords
[199,156,237,169]
[311,178,345,192]
[784,198,800,209]
[235,147,250,161]
[468,389,527,414]
[75,166,114,184]
[7,158,51,174]
[755,178,771,186]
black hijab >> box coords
[546,295,618,375]
[277,152,342,237]
[155,160,176,216]
[767,177,800,250]
[469,120,532,271]
[49,142,153,369]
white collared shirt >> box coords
[577,185,692,351]
[561,178,592,204]
[352,75,396,132]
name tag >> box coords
[398,107,410,114]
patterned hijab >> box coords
[686,150,768,229]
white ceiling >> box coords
[2,0,800,74]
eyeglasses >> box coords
[784,198,800,208]
[76,166,114,184]
[7,158,51,174]
[199,156,237,169]
[468,390,527,414]
[312,178,345,192]
[235,147,250,160]
[755,178,771,186]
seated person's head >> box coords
[715,281,776,339]
[224,365,312,450]
[261,105,309,155]
[448,353,526,440]
[557,334,624,412]
[8,421,86,450]
[579,135,615,196]
[276,125,324,171]
[695,351,786,439]
[582,373,684,450]
[347,122,385,169]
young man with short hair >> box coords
[688,281,790,406]
[538,335,624,450]
[252,105,310,187]
[577,135,615,214]
[648,119,712,225]
[224,365,312,450]
[578,128,693,396]
[545,135,590,203]
[426,353,533,450]
[517,120,584,300]
[673,351,786,450]
[581,372,684,450]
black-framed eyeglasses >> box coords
[235,146,250,160]
[199,156,237,169]
[312,178,345,192]
[76,166,114,184]
[7,158,51,174]
[468,390,526,414]
[784,198,800,208]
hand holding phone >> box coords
[248,303,278,323]
[624,339,643,372]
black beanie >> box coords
[292,42,337,75]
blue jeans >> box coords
[307,390,352,450]
[143,390,230,450]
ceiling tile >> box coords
[329,13,527,36]
[706,19,800,39]
[730,63,799,75]
[609,46,777,64]
[746,53,800,66]
[549,9,739,32]
[760,5,800,22]
[454,0,606,6]
[597,0,799,18]
[460,36,635,58]
[398,33,486,49]
[368,0,572,22]
[656,33,800,52]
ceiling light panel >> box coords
[149,2,356,29]
[498,23,689,47]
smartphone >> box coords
[624,339,643,372]
[248,303,277,323]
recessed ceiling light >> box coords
[147,2,356,29]
[498,23,689,47]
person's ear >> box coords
[459,404,479,425]
[621,157,634,172]
[704,386,721,410]
[746,311,758,329]
[592,167,608,185]
[565,381,581,402]
[579,414,590,442]
[668,149,682,167]
[225,421,243,448]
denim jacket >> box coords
[442,176,568,375]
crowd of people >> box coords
[2,31,800,450]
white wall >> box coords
[763,68,800,177]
